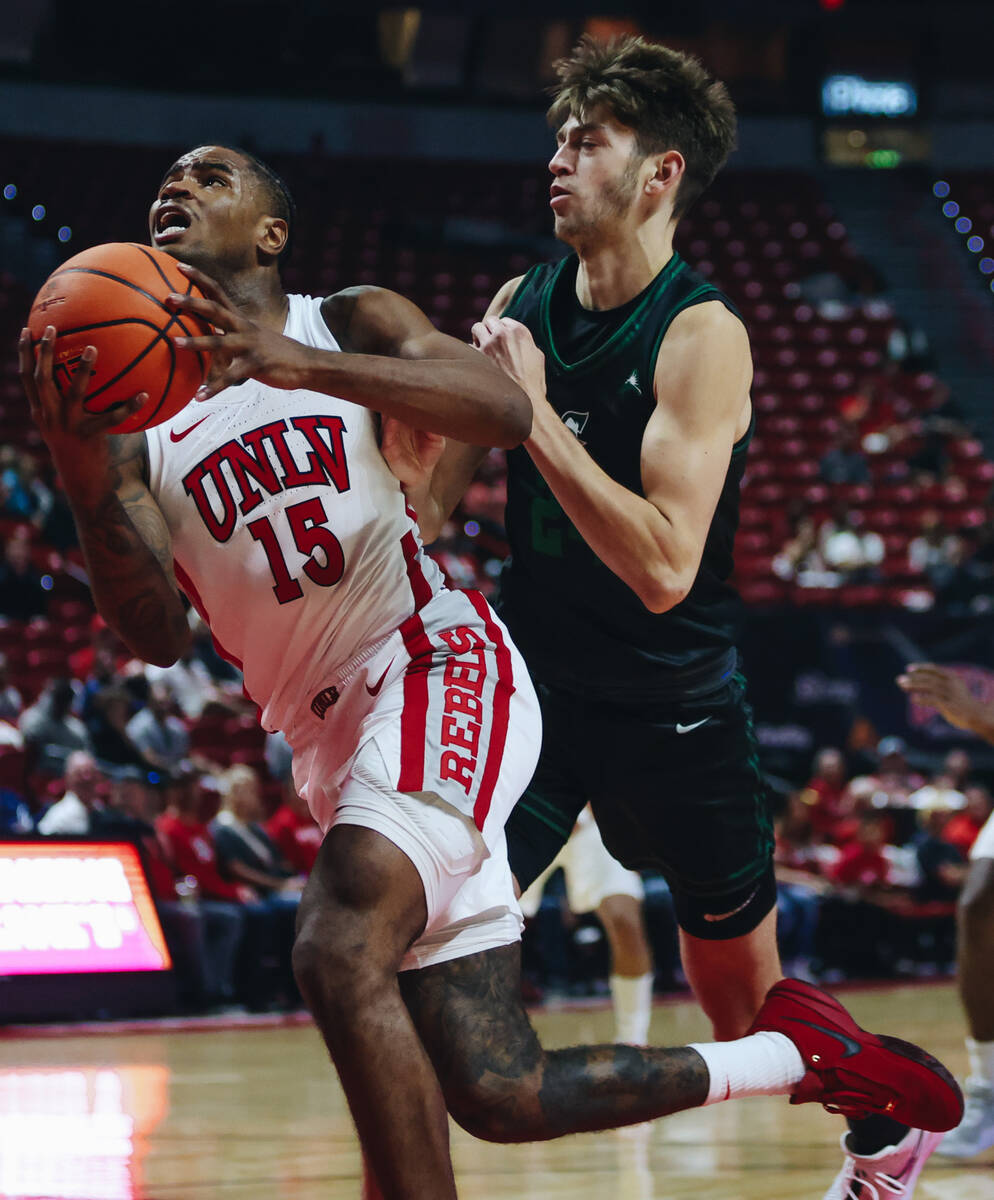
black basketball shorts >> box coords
[506,671,776,940]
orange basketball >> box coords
[27,242,213,434]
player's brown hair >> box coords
[547,35,736,219]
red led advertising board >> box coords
[0,842,171,976]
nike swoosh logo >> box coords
[783,1017,861,1058]
[676,718,711,734]
[169,414,213,442]
[366,660,394,697]
[702,881,761,923]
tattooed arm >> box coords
[19,325,191,666]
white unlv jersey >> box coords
[146,294,444,733]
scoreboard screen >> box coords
[0,842,171,976]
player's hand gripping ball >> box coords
[27,242,213,433]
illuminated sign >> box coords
[822,75,918,118]
[0,843,171,976]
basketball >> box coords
[27,242,213,434]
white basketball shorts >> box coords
[518,806,644,919]
[286,588,542,971]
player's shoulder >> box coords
[320,285,431,354]
[664,297,750,358]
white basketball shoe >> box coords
[823,1127,944,1199]
[936,1078,994,1158]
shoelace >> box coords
[841,1160,908,1199]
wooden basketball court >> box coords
[1,982,990,1199]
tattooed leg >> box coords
[399,942,709,1142]
[293,824,456,1200]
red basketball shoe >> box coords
[749,978,963,1132]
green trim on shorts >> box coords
[515,789,576,842]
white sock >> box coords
[966,1037,994,1090]
[610,972,654,1045]
[688,1032,806,1105]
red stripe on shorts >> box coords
[400,530,433,611]
[465,590,515,830]
[397,612,433,793]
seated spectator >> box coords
[0,448,53,528]
[145,641,246,720]
[819,428,870,486]
[35,750,105,835]
[156,774,251,904]
[818,504,884,583]
[0,653,23,723]
[100,772,243,1011]
[818,811,903,979]
[944,785,994,857]
[19,676,92,775]
[798,747,856,844]
[908,511,963,582]
[0,527,48,620]
[771,512,828,584]
[212,765,304,898]
[264,729,293,785]
[126,682,191,776]
[913,807,968,904]
[266,780,322,876]
[847,736,924,812]
[87,685,158,775]
[774,792,831,979]
[909,773,967,814]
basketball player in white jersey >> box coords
[21,144,963,1200]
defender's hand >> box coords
[167,263,315,399]
[897,662,982,731]
[380,416,446,489]
[471,316,546,402]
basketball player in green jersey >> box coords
[385,35,941,1198]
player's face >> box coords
[548,111,646,245]
[148,146,266,272]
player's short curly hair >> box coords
[547,35,736,219]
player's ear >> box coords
[259,217,289,260]
[646,150,684,199]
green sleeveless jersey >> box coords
[499,251,751,701]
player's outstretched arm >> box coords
[477,301,751,613]
[19,327,191,667]
[898,663,994,743]
[379,275,526,542]
[167,267,530,448]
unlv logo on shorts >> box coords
[310,685,340,719]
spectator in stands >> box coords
[913,807,968,905]
[101,771,244,1011]
[773,792,829,980]
[145,640,245,720]
[817,504,884,583]
[0,652,23,723]
[212,764,305,898]
[18,675,92,774]
[35,749,104,834]
[908,511,963,583]
[264,729,293,785]
[126,681,191,776]
[0,526,48,620]
[945,786,994,857]
[818,428,869,486]
[799,747,856,844]
[266,778,323,876]
[819,811,901,979]
[847,736,925,812]
[0,448,53,529]
[771,510,825,584]
[87,685,159,775]
[212,765,303,1008]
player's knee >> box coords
[445,1075,541,1143]
[292,901,394,1008]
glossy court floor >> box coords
[1,982,992,1199]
